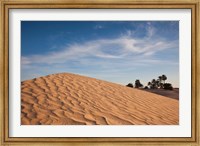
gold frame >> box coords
[0,0,199,145]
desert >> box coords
[21,73,179,125]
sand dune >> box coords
[21,73,179,125]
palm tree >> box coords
[161,75,167,84]
[158,76,162,83]
[135,79,143,88]
[151,79,157,89]
[148,81,152,86]
[157,76,162,88]
[156,79,160,87]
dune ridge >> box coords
[21,73,179,125]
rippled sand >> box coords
[21,73,179,125]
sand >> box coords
[21,73,179,125]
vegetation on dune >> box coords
[163,83,173,90]
[126,83,134,88]
[147,74,173,90]
[126,74,173,90]
[134,79,143,88]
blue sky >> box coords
[21,21,179,87]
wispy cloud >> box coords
[146,22,155,38]
[22,34,177,66]
[94,24,104,29]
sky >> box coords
[21,21,179,87]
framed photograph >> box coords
[1,0,199,145]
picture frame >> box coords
[0,0,199,145]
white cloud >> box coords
[125,30,135,37]
[22,33,178,66]
[146,23,156,38]
[94,25,104,29]
[21,56,31,65]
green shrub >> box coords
[163,83,173,90]
[126,83,134,88]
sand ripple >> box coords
[21,73,179,125]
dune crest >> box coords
[21,73,179,125]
